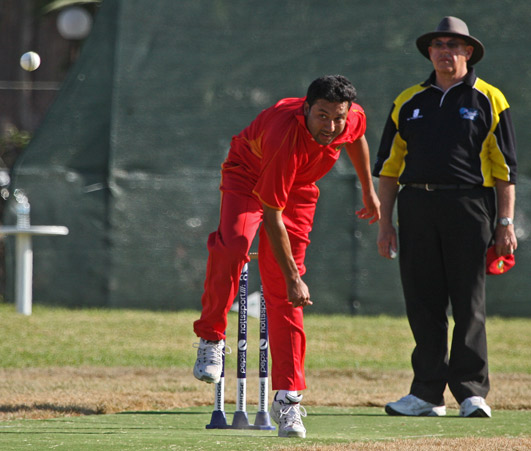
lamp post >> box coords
[0,190,69,315]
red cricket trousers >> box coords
[193,170,318,391]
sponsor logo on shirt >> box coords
[459,107,479,121]
[407,108,423,121]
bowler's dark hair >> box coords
[306,75,357,108]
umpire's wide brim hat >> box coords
[416,16,484,66]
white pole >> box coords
[15,233,33,316]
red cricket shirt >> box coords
[221,97,366,210]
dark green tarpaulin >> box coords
[5,0,531,315]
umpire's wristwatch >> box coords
[498,217,514,226]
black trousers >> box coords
[397,185,496,406]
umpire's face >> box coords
[428,36,473,76]
[304,99,349,146]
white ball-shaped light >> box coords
[57,6,93,40]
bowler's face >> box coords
[304,99,349,146]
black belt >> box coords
[404,183,480,191]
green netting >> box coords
[5,0,531,315]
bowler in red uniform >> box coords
[193,75,380,437]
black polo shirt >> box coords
[373,68,517,186]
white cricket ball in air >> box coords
[20,52,41,71]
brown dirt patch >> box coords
[274,437,531,450]
[0,367,529,420]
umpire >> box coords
[373,16,517,418]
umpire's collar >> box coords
[421,67,477,88]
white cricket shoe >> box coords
[193,338,224,384]
[459,396,492,418]
[385,394,446,417]
[270,393,307,438]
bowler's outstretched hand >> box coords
[356,190,381,225]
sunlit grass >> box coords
[0,304,529,374]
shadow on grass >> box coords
[118,411,205,415]
[117,410,390,417]
[0,403,105,416]
[117,409,476,420]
